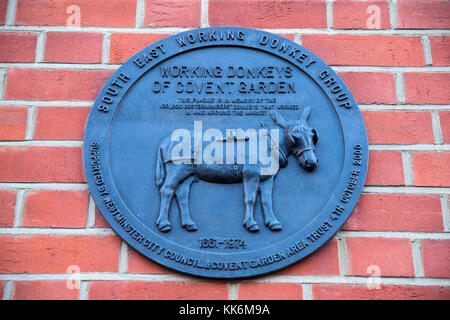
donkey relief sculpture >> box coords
[155,107,319,233]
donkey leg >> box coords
[175,176,198,231]
[242,174,260,232]
[156,180,176,232]
[156,183,174,232]
[156,164,192,232]
[260,176,282,231]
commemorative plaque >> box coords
[84,27,368,279]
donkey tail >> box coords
[155,147,166,190]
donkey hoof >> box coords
[269,223,282,231]
[247,224,260,232]
[184,223,198,232]
[244,219,259,232]
[158,224,172,232]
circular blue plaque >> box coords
[84,27,368,279]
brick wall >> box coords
[0,0,449,300]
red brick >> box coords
[13,281,79,300]
[339,72,396,104]
[439,111,450,144]
[0,147,85,182]
[302,34,425,66]
[15,0,136,27]
[94,207,110,228]
[421,239,450,278]
[4,69,113,101]
[279,34,295,41]
[145,0,201,27]
[209,0,327,29]
[0,0,7,25]
[238,283,302,300]
[404,73,450,104]
[397,0,450,29]
[0,280,4,299]
[128,247,174,275]
[34,107,90,140]
[343,194,443,232]
[0,235,120,273]
[362,111,434,144]
[346,237,414,277]
[365,151,405,186]
[412,151,450,187]
[313,284,450,300]
[430,36,450,66]
[0,32,37,62]
[333,0,390,30]
[22,190,89,228]
[0,106,28,140]
[44,32,103,63]
[89,281,228,300]
[278,239,339,275]
[0,190,16,227]
[109,33,169,64]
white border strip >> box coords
[0,273,449,286]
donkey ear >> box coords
[300,107,311,122]
[312,128,319,144]
[270,110,288,128]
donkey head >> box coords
[270,107,318,172]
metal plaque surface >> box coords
[84,27,368,279]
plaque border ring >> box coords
[83,26,369,279]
